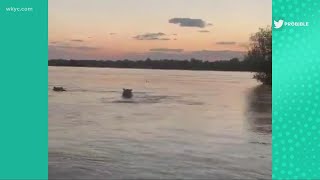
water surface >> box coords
[49,67,271,179]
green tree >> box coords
[246,27,272,85]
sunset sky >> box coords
[49,0,271,61]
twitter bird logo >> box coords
[274,19,284,29]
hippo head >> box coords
[122,88,133,98]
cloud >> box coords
[50,44,99,51]
[70,39,84,42]
[169,18,208,28]
[133,32,170,40]
[73,46,99,51]
[149,48,184,53]
[49,45,102,60]
[207,23,213,26]
[198,30,210,33]
[49,41,70,46]
[109,33,116,35]
[48,40,98,51]
[216,41,237,45]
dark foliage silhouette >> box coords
[245,27,272,85]
[48,57,265,72]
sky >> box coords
[49,0,271,61]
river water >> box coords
[49,66,271,179]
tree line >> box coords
[48,57,265,72]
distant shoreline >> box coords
[48,65,255,73]
[48,59,262,73]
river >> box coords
[49,66,271,179]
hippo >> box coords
[122,88,133,98]
[53,86,66,92]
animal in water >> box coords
[53,86,66,92]
[122,88,133,98]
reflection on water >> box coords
[49,67,271,179]
[246,85,272,134]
